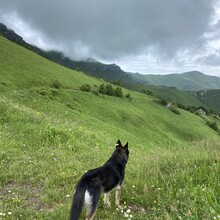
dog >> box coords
[70,140,129,220]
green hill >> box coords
[126,83,204,107]
[130,71,220,91]
[194,89,220,113]
[0,36,220,219]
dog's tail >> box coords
[70,185,86,220]
[70,168,101,220]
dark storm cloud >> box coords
[0,0,220,77]
[0,0,219,69]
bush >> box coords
[125,93,132,101]
[98,84,107,95]
[170,107,180,115]
[177,102,186,110]
[112,80,121,86]
[142,89,153,96]
[115,87,123,98]
[52,80,62,89]
[207,121,219,132]
[106,84,115,96]
[80,84,91,92]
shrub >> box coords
[160,98,168,106]
[98,84,107,95]
[207,121,219,132]
[52,80,62,89]
[80,84,91,92]
[125,93,132,101]
[177,102,186,110]
[106,84,115,96]
[112,80,121,86]
[115,87,123,98]
[170,107,180,115]
[142,89,153,96]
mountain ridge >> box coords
[130,71,220,91]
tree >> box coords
[115,87,123,98]
[125,93,132,101]
[80,84,91,92]
[106,84,115,96]
[98,84,107,95]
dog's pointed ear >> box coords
[124,142,128,149]
[116,139,122,147]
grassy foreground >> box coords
[0,36,220,219]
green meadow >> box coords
[0,36,220,219]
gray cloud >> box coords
[0,0,220,74]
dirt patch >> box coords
[0,181,53,211]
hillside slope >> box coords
[195,89,220,113]
[0,36,218,144]
[0,36,220,219]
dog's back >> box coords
[70,140,129,220]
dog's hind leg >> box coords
[103,193,111,208]
[115,185,121,207]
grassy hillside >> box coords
[130,71,220,91]
[195,89,220,113]
[126,83,203,107]
[0,36,220,219]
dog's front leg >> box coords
[103,193,111,208]
[115,185,121,207]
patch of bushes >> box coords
[106,84,115,96]
[98,84,124,98]
[32,87,58,98]
[170,107,180,115]
[80,84,91,92]
[207,121,219,133]
[98,84,107,95]
[142,89,153,96]
[114,87,123,98]
[52,80,62,89]
[79,83,126,99]
[125,93,132,102]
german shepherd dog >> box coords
[70,140,129,220]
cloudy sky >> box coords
[1,0,220,76]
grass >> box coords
[0,36,220,219]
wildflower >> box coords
[124,212,129,218]
[126,209,131,213]
[66,194,71,198]
[8,212,12,215]
[132,185,135,188]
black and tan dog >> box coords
[70,140,129,220]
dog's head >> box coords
[115,139,129,163]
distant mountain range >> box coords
[1,23,220,113]
[129,71,220,91]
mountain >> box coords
[129,71,220,91]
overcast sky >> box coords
[1,0,220,76]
